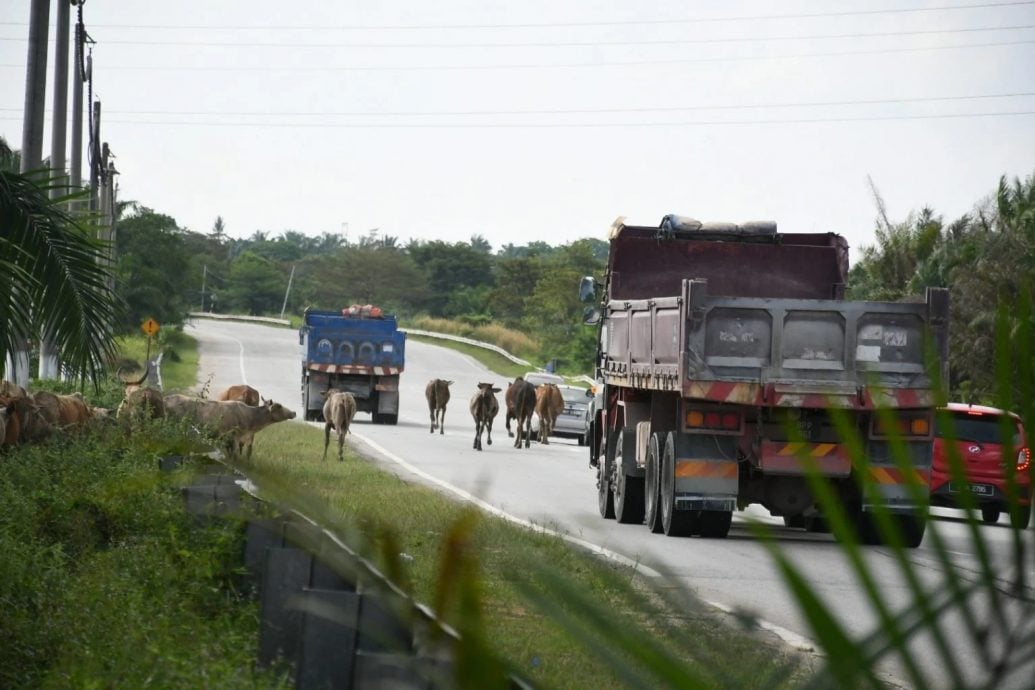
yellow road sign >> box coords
[141,318,160,337]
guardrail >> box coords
[170,453,531,690]
[189,311,292,327]
[399,328,532,367]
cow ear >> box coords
[447,380,454,386]
[493,387,501,393]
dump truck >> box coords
[300,306,406,424]
[581,215,948,547]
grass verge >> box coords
[0,422,288,690]
[240,421,812,689]
[116,328,200,392]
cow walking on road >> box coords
[426,379,453,434]
[469,383,500,451]
[505,376,524,438]
[322,389,357,461]
[509,379,537,449]
[535,383,564,444]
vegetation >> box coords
[0,422,287,690]
[0,140,121,383]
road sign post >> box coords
[141,318,160,361]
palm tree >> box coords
[0,137,120,384]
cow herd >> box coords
[423,376,565,452]
[0,376,296,460]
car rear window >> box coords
[935,412,1021,445]
[560,388,588,404]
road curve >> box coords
[185,317,1034,689]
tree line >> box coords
[115,208,608,373]
[848,171,1035,404]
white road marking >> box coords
[346,428,818,656]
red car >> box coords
[930,403,1032,529]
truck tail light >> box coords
[1018,447,1031,473]
[872,412,932,438]
[686,408,741,432]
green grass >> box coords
[239,421,810,689]
[0,422,288,690]
[407,333,532,381]
[116,328,199,392]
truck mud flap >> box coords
[377,391,399,414]
[671,434,738,507]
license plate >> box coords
[950,482,993,496]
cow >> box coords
[174,398,296,458]
[0,380,28,399]
[0,406,7,448]
[322,389,357,461]
[216,384,261,406]
[0,393,40,448]
[469,383,501,451]
[116,365,165,421]
[425,379,453,434]
[509,379,538,449]
[535,383,564,445]
[505,377,530,438]
[32,390,93,432]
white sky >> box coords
[2,1,1034,260]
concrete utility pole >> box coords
[40,0,72,380]
[280,264,297,320]
[6,0,51,388]
[70,16,86,209]
[89,99,100,213]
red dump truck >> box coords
[581,215,948,547]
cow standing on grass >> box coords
[166,397,296,458]
[116,365,165,421]
[322,389,357,461]
[535,383,564,444]
[509,379,538,449]
[426,379,453,434]
[469,383,500,451]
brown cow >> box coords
[322,389,357,461]
[116,365,165,421]
[509,379,538,449]
[0,395,27,448]
[0,380,28,399]
[176,398,296,458]
[505,377,529,438]
[469,383,501,451]
[33,390,93,431]
[535,383,564,445]
[425,379,453,434]
[216,384,261,406]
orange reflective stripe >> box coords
[868,467,928,485]
[776,442,839,457]
[675,459,738,478]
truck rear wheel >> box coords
[697,510,733,539]
[613,432,645,524]
[660,433,695,537]
[597,463,615,519]
[645,434,663,533]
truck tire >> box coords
[613,432,645,524]
[381,414,398,425]
[660,433,695,537]
[597,463,615,520]
[697,510,732,539]
[644,433,663,533]
[897,514,926,548]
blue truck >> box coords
[299,307,406,424]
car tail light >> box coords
[1018,447,1031,473]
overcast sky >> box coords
[2,1,1033,258]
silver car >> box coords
[532,383,592,445]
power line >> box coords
[2,91,1032,117]
[0,39,1031,72]
[2,23,1034,48]
[2,110,1031,129]
[0,1,1030,31]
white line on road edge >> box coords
[348,429,661,578]
[347,428,820,658]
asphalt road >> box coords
[186,317,1035,689]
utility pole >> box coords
[89,99,101,213]
[70,14,86,210]
[40,0,72,380]
[280,264,296,320]
[201,265,207,311]
[6,0,51,387]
